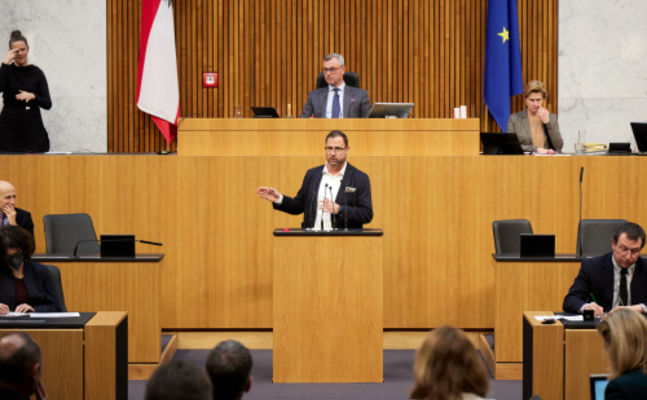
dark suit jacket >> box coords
[299,85,372,118]
[273,163,373,229]
[15,207,34,236]
[605,369,647,400]
[0,259,60,312]
[563,252,647,314]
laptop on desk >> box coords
[590,374,609,400]
[520,234,555,258]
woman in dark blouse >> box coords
[0,30,52,153]
[0,225,59,314]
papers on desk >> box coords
[535,315,583,321]
[5,312,81,318]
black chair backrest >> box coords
[45,264,67,312]
[316,72,360,89]
[492,219,533,254]
[43,213,100,255]
[576,219,627,257]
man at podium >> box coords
[256,130,373,229]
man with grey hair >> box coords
[0,180,34,236]
[145,360,213,400]
[300,53,372,118]
[0,332,48,400]
[205,340,253,400]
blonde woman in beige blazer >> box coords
[506,80,563,154]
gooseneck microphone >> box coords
[322,184,329,230]
[72,238,162,258]
[577,167,584,258]
[329,185,335,229]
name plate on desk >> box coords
[273,228,383,236]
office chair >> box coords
[43,213,100,255]
[492,219,533,254]
[316,72,360,89]
[576,219,626,257]
[45,264,68,312]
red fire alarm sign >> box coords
[203,72,218,88]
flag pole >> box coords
[484,105,490,131]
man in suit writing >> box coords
[0,180,34,236]
[563,222,647,316]
[299,54,372,118]
[256,130,373,229]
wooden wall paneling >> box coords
[106,0,559,150]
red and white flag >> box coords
[137,0,180,145]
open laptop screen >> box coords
[590,374,609,400]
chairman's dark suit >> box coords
[605,369,647,400]
[299,85,372,118]
[0,259,60,312]
[274,163,373,229]
[563,252,647,314]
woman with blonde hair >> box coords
[597,308,647,399]
[506,80,563,154]
[410,326,492,400]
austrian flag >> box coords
[137,0,181,145]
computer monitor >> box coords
[630,122,647,152]
[590,374,609,400]
[367,103,414,118]
[480,132,524,155]
[251,107,280,118]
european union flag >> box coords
[484,0,523,131]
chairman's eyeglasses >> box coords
[325,147,347,153]
[321,67,342,74]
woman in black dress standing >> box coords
[0,30,51,152]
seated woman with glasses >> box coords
[597,309,647,400]
[0,225,60,314]
[410,326,493,400]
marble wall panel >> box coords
[559,0,647,151]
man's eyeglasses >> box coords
[321,67,341,74]
[325,147,347,153]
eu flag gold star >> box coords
[498,27,510,43]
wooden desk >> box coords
[273,229,383,382]
[0,311,127,400]
[523,311,607,400]
[178,118,481,156]
[494,256,581,363]
[33,254,163,364]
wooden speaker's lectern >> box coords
[273,228,384,383]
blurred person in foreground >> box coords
[410,325,494,400]
[0,332,48,400]
[597,308,647,400]
[145,360,212,400]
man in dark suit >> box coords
[256,130,373,229]
[0,332,48,400]
[563,222,647,316]
[299,53,372,118]
[0,181,34,236]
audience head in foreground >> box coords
[145,360,213,400]
[0,332,47,400]
[597,308,647,399]
[205,340,253,400]
[411,326,491,400]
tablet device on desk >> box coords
[590,374,609,400]
[367,102,414,118]
[480,132,524,155]
[251,107,280,118]
[100,234,135,258]
[520,234,555,258]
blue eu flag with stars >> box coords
[484,0,523,131]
